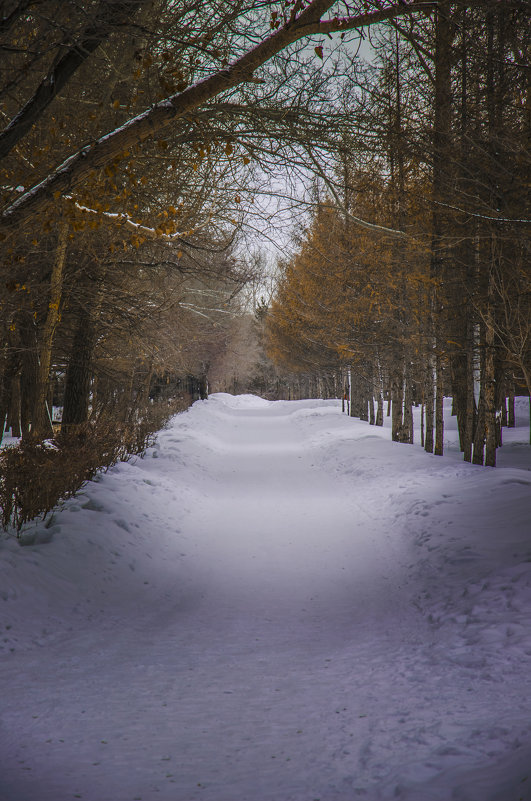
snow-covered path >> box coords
[1,395,531,801]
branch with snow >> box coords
[64,195,218,244]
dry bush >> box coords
[0,396,190,533]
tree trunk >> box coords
[472,390,485,465]
[375,360,384,426]
[484,262,497,466]
[430,1,453,456]
[472,328,486,465]
[425,356,435,453]
[454,5,475,463]
[18,318,38,439]
[376,395,384,427]
[359,375,369,421]
[199,373,209,400]
[0,350,20,444]
[391,371,404,442]
[30,221,68,440]
[508,394,515,427]
[61,306,96,432]
[462,305,476,462]
[403,385,413,444]
[7,374,22,438]
[403,363,414,444]
[435,355,444,455]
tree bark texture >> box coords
[424,356,435,453]
[430,1,453,456]
[484,263,497,466]
[391,371,404,442]
[61,307,97,432]
[0,349,19,444]
[30,221,68,439]
[435,355,444,455]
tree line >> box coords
[266,2,529,465]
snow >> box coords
[1,393,530,801]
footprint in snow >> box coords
[82,498,108,513]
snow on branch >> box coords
[64,195,216,244]
[431,197,531,225]
[65,197,183,242]
[306,0,437,36]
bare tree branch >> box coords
[0,0,431,237]
[0,0,150,161]
[307,149,408,238]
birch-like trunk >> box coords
[375,360,384,427]
[472,323,486,465]
[484,261,497,466]
[434,354,444,455]
[430,0,452,456]
[424,355,435,453]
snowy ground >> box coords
[1,394,530,801]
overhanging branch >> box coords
[0,0,431,237]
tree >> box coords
[0,0,435,236]
[266,0,529,466]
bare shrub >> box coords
[0,396,190,533]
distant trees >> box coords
[267,168,432,432]
[266,1,530,464]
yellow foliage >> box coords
[266,168,432,373]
